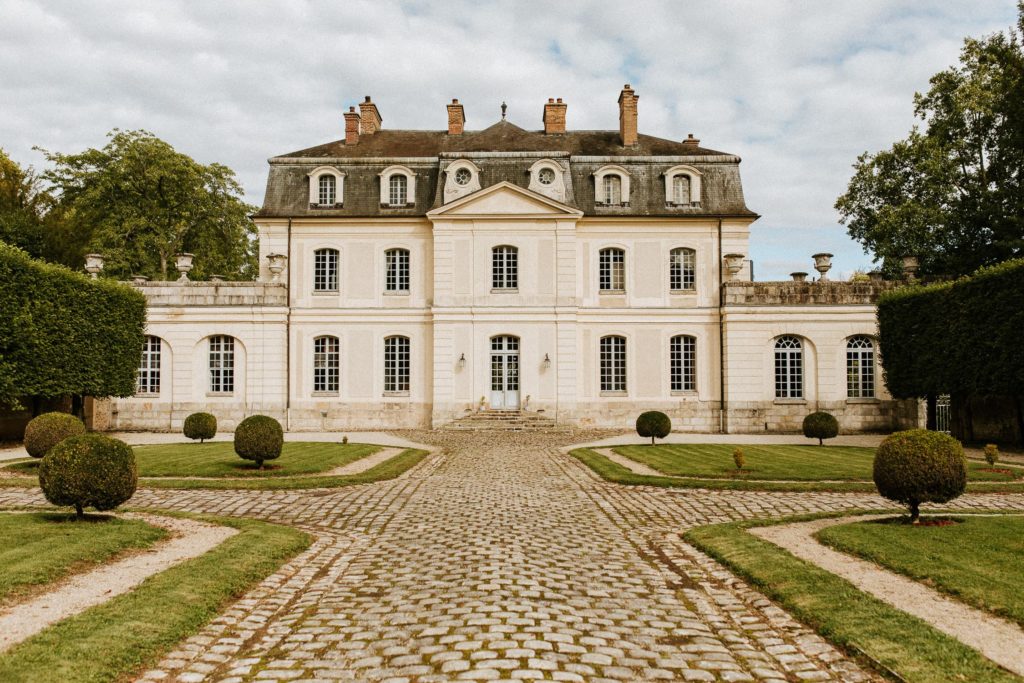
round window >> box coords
[538,167,555,185]
[454,168,472,186]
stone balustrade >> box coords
[723,280,903,306]
[128,281,288,307]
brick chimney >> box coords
[359,95,382,135]
[447,98,465,135]
[344,106,361,145]
[618,84,638,147]
[543,97,567,134]
[682,133,700,148]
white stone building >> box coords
[105,86,920,433]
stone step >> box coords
[441,410,570,432]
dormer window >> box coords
[538,168,554,185]
[307,167,345,208]
[528,159,566,202]
[379,165,417,208]
[454,168,472,186]
[442,160,481,202]
[664,165,703,207]
[593,165,631,206]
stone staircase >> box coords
[441,410,571,433]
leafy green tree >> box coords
[39,130,257,281]
[0,149,50,257]
[836,6,1024,278]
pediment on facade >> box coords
[427,181,582,219]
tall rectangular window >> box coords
[136,335,161,395]
[385,248,410,293]
[600,336,627,392]
[492,246,518,289]
[599,248,625,292]
[313,336,339,393]
[670,335,696,392]
[384,336,410,393]
[603,174,622,204]
[389,174,407,206]
[314,248,338,292]
[774,336,803,399]
[209,335,235,394]
[318,174,336,205]
[847,336,875,398]
[670,248,696,291]
[672,174,691,204]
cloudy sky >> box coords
[1,1,1018,278]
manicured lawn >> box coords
[817,515,1024,627]
[0,513,166,604]
[684,514,1020,683]
[614,444,1024,482]
[0,514,310,683]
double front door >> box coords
[490,335,520,409]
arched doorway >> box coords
[490,335,520,409]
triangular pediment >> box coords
[427,181,582,218]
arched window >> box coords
[600,335,627,392]
[389,174,408,206]
[672,175,691,205]
[313,336,339,394]
[385,248,410,293]
[384,336,410,393]
[670,335,696,392]
[492,246,518,290]
[136,335,161,395]
[663,166,702,206]
[847,336,875,398]
[313,248,338,292]
[209,335,235,394]
[603,174,622,205]
[774,336,803,399]
[599,247,625,292]
[670,248,696,291]
[318,174,336,206]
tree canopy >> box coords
[37,130,257,280]
[836,6,1024,278]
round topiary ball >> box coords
[183,412,217,443]
[233,415,284,469]
[39,433,137,518]
[636,411,672,445]
[803,411,839,445]
[24,412,86,458]
[873,429,967,523]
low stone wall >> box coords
[723,280,901,306]
[110,402,288,433]
[132,281,288,307]
[287,403,431,431]
[724,398,919,434]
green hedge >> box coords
[877,259,1024,398]
[0,242,146,407]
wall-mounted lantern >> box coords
[457,353,466,370]
[542,353,552,369]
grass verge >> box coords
[683,514,1021,683]
[0,513,311,683]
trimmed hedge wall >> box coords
[0,242,147,407]
[877,259,1024,399]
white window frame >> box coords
[492,245,519,290]
[209,335,235,395]
[594,165,631,205]
[385,248,410,294]
[670,335,696,392]
[670,247,696,292]
[384,335,411,394]
[599,247,626,292]
[307,166,345,207]
[313,248,339,293]
[379,165,417,207]
[600,335,627,393]
[136,335,161,396]
[774,335,803,399]
[663,165,702,206]
[846,336,876,399]
[313,335,340,394]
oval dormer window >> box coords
[454,168,472,186]
[538,168,555,185]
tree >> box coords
[38,130,257,281]
[836,6,1024,278]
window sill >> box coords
[846,397,879,404]
[383,290,410,296]
[773,398,806,405]
[383,391,410,397]
[491,288,519,294]
[599,290,626,295]
[600,391,628,397]
[206,392,234,398]
[134,393,160,399]
[380,203,415,209]
[309,203,344,209]
[669,289,697,295]
[671,390,698,397]
[312,290,339,296]
[312,392,339,398]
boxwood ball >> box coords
[39,433,138,516]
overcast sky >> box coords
[1,1,1018,279]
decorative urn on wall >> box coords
[790,272,808,283]
[266,253,288,283]
[812,253,833,281]
[902,255,920,281]
[175,253,195,282]
[84,253,104,279]
[723,253,745,281]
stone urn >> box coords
[902,255,920,281]
[812,253,833,281]
[84,253,104,279]
[790,272,808,283]
[175,253,195,282]
[130,274,150,285]
[723,253,745,281]
[266,253,288,283]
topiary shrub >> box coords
[38,434,137,518]
[873,429,967,523]
[183,412,217,443]
[233,415,284,469]
[23,412,86,458]
[636,411,671,446]
[984,443,1000,467]
[733,447,745,471]
[803,411,839,445]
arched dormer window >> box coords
[594,165,631,206]
[664,165,702,207]
[379,165,416,207]
[670,248,696,292]
[528,159,566,202]
[774,336,803,399]
[443,159,481,202]
[307,166,345,208]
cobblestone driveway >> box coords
[3,431,1023,682]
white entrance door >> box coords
[490,336,520,409]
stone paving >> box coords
[2,430,1024,682]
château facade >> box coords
[104,86,920,433]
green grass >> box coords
[0,513,310,683]
[817,515,1024,627]
[684,515,1022,683]
[0,513,166,604]
[615,443,1024,482]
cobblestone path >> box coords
[3,431,1024,682]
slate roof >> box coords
[257,120,757,219]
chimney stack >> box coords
[359,95,382,135]
[344,106,361,145]
[447,99,465,135]
[543,97,567,134]
[682,133,700,148]
[618,84,638,147]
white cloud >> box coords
[0,0,1017,277]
